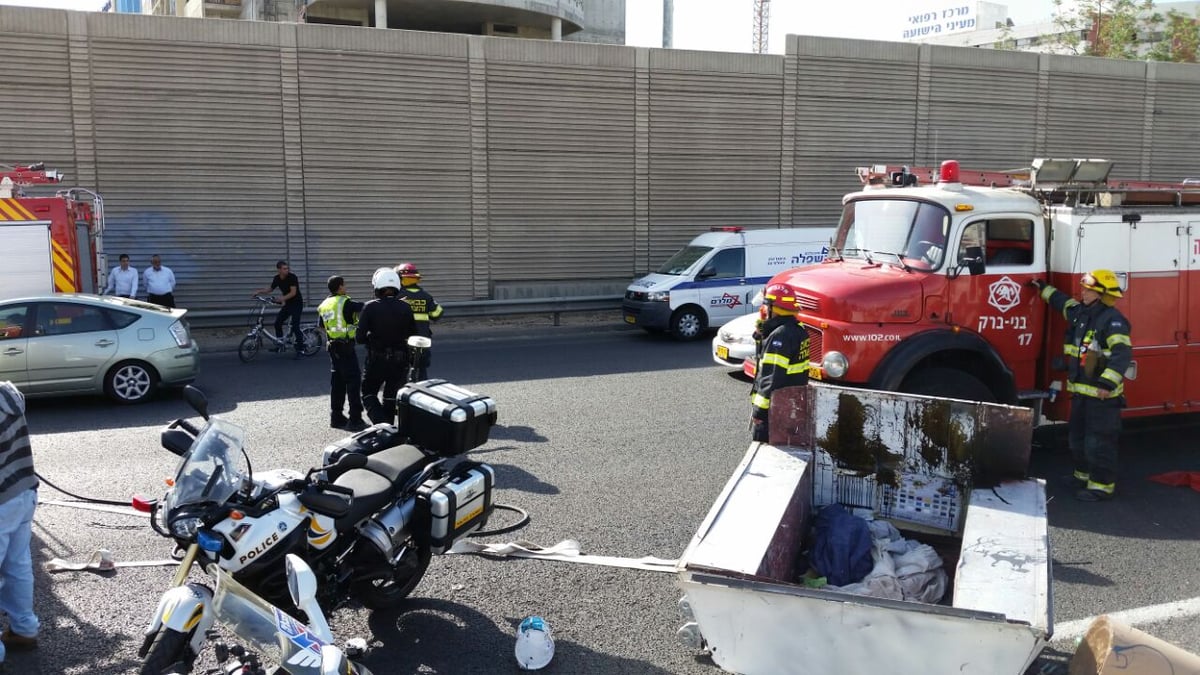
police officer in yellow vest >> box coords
[318,276,366,431]
[1030,269,1132,501]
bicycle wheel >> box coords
[238,335,263,363]
[300,326,324,357]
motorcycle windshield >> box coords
[209,563,329,674]
[168,418,247,511]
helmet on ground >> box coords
[1081,269,1123,298]
[372,267,402,292]
[395,262,421,286]
[763,282,801,314]
[514,616,554,670]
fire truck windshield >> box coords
[836,199,951,271]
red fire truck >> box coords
[0,163,106,300]
[765,158,1200,421]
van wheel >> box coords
[900,367,995,403]
[670,307,706,341]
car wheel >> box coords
[105,360,159,404]
[670,307,706,341]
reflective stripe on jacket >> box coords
[1041,284,1132,399]
[750,317,810,419]
[318,295,357,340]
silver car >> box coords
[0,294,199,404]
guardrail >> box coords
[184,295,624,329]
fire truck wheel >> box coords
[104,360,159,404]
[670,306,707,341]
[900,367,995,403]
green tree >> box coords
[1146,8,1200,62]
[1048,0,1157,58]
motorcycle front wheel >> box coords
[351,543,431,610]
[140,628,194,675]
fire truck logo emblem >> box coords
[987,276,1022,313]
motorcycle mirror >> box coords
[407,335,432,350]
[286,553,319,607]
[161,428,194,457]
[183,385,210,420]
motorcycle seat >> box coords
[327,444,430,488]
[332,469,395,529]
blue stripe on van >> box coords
[671,275,774,291]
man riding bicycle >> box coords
[251,261,304,360]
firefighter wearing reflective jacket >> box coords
[395,262,443,381]
[357,268,418,425]
[750,283,811,443]
[317,275,365,431]
[1030,269,1132,502]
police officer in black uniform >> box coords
[318,275,365,431]
[750,282,811,443]
[357,267,418,425]
[395,262,443,381]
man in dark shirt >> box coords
[253,260,304,359]
[357,268,418,425]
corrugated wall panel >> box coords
[1043,56,1148,178]
[648,51,783,267]
[923,46,1041,169]
[0,16,77,179]
[298,49,472,300]
[791,38,920,229]
[1147,63,1200,181]
[89,38,287,311]
[485,54,636,282]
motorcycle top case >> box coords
[398,379,497,456]
[417,461,494,554]
[321,423,406,466]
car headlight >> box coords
[170,516,203,539]
[721,331,754,345]
[822,351,849,378]
[646,291,670,302]
[169,320,191,348]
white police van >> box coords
[622,227,835,340]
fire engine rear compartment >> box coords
[677,384,1050,675]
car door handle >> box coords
[95,339,115,347]
[3,348,23,356]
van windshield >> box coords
[835,199,951,271]
[656,246,712,275]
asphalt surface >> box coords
[11,325,1200,674]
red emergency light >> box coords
[939,160,961,184]
[710,226,744,232]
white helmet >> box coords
[371,267,402,292]
[514,616,554,670]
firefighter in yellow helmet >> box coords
[749,282,811,443]
[394,262,443,381]
[1030,269,1132,501]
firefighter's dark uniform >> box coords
[750,315,811,442]
[1038,282,1132,499]
[400,285,443,381]
[317,293,364,429]
[356,295,418,425]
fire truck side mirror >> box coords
[962,246,986,276]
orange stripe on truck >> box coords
[9,200,37,220]
[0,199,27,220]
[51,244,77,292]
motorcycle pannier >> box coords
[321,423,406,467]
[398,380,497,456]
[418,462,494,554]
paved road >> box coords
[12,329,1200,674]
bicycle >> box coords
[238,295,324,363]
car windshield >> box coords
[167,418,247,511]
[835,199,951,271]
[656,246,713,276]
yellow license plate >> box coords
[717,345,729,360]
[808,366,823,380]
[624,315,636,324]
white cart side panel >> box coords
[680,573,1044,675]
[954,478,1051,635]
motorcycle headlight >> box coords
[170,516,204,540]
[822,351,849,378]
[646,291,670,302]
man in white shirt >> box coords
[104,254,138,298]
[143,255,177,308]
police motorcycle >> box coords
[137,359,498,675]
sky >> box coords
[0,0,1063,51]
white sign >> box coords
[899,3,978,41]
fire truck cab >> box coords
[772,158,1200,422]
[0,163,105,300]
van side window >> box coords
[705,248,745,279]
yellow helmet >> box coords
[1081,269,1123,298]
